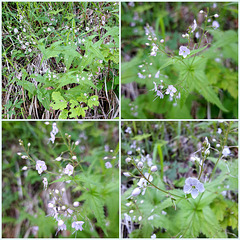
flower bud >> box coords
[123,172,131,177]
[137,162,143,168]
[132,187,141,197]
[73,201,79,207]
[22,166,28,170]
[72,156,77,160]
[55,157,62,161]
[151,166,158,172]
[125,157,131,163]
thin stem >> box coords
[133,163,183,199]
[209,122,232,181]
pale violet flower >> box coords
[222,147,231,157]
[132,187,141,196]
[214,14,219,18]
[64,164,74,176]
[151,166,157,172]
[183,177,205,199]
[165,85,177,97]
[217,128,222,134]
[156,90,164,99]
[105,162,112,169]
[36,160,47,174]
[43,177,48,190]
[191,19,197,32]
[125,127,132,134]
[155,71,160,78]
[179,46,190,58]
[137,173,153,195]
[72,221,84,232]
[212,21,220,29]
[57,220,67,231]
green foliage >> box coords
[2,2,119,119]
[121,121,238,238]
[121,2,238,119]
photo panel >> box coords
[2,2,119,119]
[121,2,238,119]
[2,121,119,238]
[121,121,238,238]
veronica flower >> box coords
[105,162,112,169]
[183,177,205,199]
[72,221,84,232]
[212,21,220,29]
[222,147,231,157]
[165,85,177,97]
[64,164,74,176]
[179,46,190,58]
[36,160,47,174]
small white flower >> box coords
[155,71,160,78]
[28,143,31,147]
[48,203,54,208]
[86,27,89,31]
[214,14,219,18]
[212,21,220,29]
[73,202,80,207]
[72,221,84,231]
[183,177,205,199]
[36,160,47,174]
[132,187,141,196]
[125,157,131,163]
[216,144,221,148]
[47,27,51,32]
[137,162,143,168]
[160,39,164,43]
[191,19,197,32]
[179,46,190,58]
[199,10,204,14]
[43,178,48,190]
[72,156,77,160]
[14,28,18,34]
[58,220,67,231]
[151,234,156,238]
[151,166,157,172]
[123,172,131,177]
[165,85,177,97]
[138,216,142,221]
[217,128,222,134]
[55,189,59,194]
[55,157,62,161]
[222,147,231,157]
[64,164,74,176]
[22,166,28,170]
[105,162,112,169]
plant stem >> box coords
[209,122,232,181]
[133,162,183,199]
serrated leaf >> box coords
[50,91,68,110]
[88,195,108,236]
[87,95,99,108]
[69,106,87,118]
[59,109,68,119]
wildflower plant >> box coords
[121,2,238,119]
[2,121,119,237]
[2,2,119,119]
[121,121,238,238]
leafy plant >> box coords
[2,2,119,119]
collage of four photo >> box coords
[2,1,238,239]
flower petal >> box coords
[183,184,192,194]
[197,182,205,193]
[191,189,199,199]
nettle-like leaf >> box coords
[175,56,228,112]
[69,100,88,118]
[87,95,99,108]
[88,194,108,236]
[50,91,68,110]
[59,109,68,119]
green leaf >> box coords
[69,106,88,118]
[131,133,152,141]
[88,195,108,236]
[50,91,68,110]
[87,95,99,108]
[59,109,68,119]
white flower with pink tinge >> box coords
[179,46,190,58]
[165,85,177,97]
[72,221,84,232]
[36,160,47,174]
[64,164,74,176]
